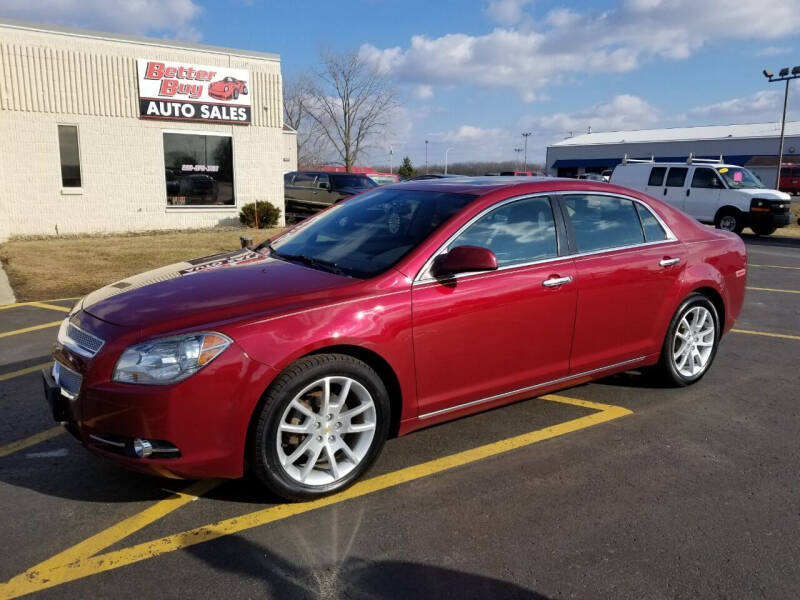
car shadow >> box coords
[593,369,670,390]
[185,532,551,599]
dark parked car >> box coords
[284,171,377,223]
[44,177,746,501]
[406,173,463,180]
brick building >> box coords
[0,19,296,241]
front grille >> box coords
[64,322,104,357]
[53,361,83,399]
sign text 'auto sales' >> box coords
[137,59,252,124]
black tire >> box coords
[243,85,248,95]
[751,224,776,236]
[233,89,239,100]
[250,353,390,501]
[653,293,720,387]
[714,208,744,234]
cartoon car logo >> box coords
[208,77,249,101]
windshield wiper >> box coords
[269,247,346,276]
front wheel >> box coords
[751,224,777,236]
[250,354,390,500]
[653,294,720,387]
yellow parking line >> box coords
[0,362,50,382]
[0,320,61,339]
[746,286,800,294]
[747,263,800,270]
[732,328,800,341]
[0,394,631,598]
[27,301,71,313]
[0,426,65,458]
[0,297,79,310]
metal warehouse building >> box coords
[546,121,800,185]
[0,19,297,242]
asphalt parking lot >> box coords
[1,235,799,600]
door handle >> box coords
[663,188,668,195]
[686,188,690,196]
[659,257,681,267]
[542,275,573,288]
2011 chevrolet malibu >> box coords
[43,178,747,500]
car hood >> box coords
[81,249,355,329]
[730,188,791,201]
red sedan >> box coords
[207,76,248,101]
[43,178,747,500]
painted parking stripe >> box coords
[0,362,50,382]
[746,286,800,294]
[0,297,79,310]
[732,328,800,341]
[0,394,631,598]
[0,426,65,458]
[747,263,800,270]
[27,301,71,312]
[0,320,61,339]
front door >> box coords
[685,167,723,222]
[411,195,577,417]
[560,193,687,374]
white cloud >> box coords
[361,0,800,100]
[414,85,434,100]
[445,125,504,143]
[486,0,532,26]
[687,84,800,123]
[757,46,792,56]
[528,94,660,137]
[0,0,203,40]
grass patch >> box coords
[0,227,282,301]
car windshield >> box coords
[716,166,765,189]
[332,174,377,189]
[269,188,476,278]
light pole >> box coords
[514,147,523,170]
[521,132,532,172]
[425,140,429,174]
[389,145,394,175]
[763,66,800,188]
[444,147,454,174]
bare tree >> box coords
[305,50,399,172]
[283,75,328,168]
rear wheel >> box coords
[714,209,743,234]
[250,354,390,500]
[653,293,720,387]
[233,89,239,100]
[751,224,776,236]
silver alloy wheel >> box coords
[276,376,377,486]
[672,306,715,378]
[718,215,737,231]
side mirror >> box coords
[432,245,498,278]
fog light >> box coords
[133,438,153,458]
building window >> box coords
[58,125,82,188]
[163,132,234,206]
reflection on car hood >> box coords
[81,249,353,328]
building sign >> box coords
[137,59,251,124]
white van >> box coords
[610,156,792,235]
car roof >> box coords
[390,176,619,195]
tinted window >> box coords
[665,167,688,187]
[331,174,376,189]
[58,125,81,187]
[284,172,294,185]
[315,174,330,189]
[292,173,316,187]
[163,133,234,206]
[564,195,644,252]
[272,189,475,278]
[635,203,667,242]
[647,167,666,187]
[691,168,722,189]
[448,197,557,267]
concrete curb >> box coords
[0,260,16,305]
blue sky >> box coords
[3,0,799,167]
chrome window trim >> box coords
[413,190,677,284]
[418,355,646,420]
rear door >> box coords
[644,166,667,198]
[661,167,688,211]
[686,167,723,222]
[560,193,686,374]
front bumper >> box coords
[748,211,790,228]
[44,327,277,480]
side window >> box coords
[635,203,667,242]
[293,173,316,188]
[563,195,644,252]
[283,172,294,185]
[665,167,688,187]
[448,196,558,267]
[316,174,330,189]
[691,168,722,189]
[647,167,666,186]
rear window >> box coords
[665,167,688,187]
[563,195,645,253]
[648,167,666,186]
[635,203,667,242]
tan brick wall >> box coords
[0,23,286,240]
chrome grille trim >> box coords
[59,321,105,358]
[52,361,83,400]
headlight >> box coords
[112,332,232,385]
